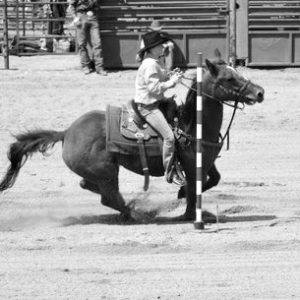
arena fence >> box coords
[98,0,229,68]
[236,0,300,66]
[0,0,75,59]
[1,0,300,68]
[0,0,229,68]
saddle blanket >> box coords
[106,105,163,156]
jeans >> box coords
[139,104,175,173]
[76,13,103,70]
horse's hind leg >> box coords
[98,179,130,215]
[80,177,131,217]
[80,179,100,194]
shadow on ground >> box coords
[61,212,277,226]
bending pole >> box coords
[194,52,204,230]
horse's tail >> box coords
[0,129,65,192]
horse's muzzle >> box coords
[256,86,264,103]
[246,85,264,105]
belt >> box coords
[136,102,159,110]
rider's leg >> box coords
[144,108,175,175]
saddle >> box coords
[106,102,162,157]
[106,101,186,190]
[120,100,158,141]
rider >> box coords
[134,31,184,185]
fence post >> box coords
[3,0,10,69]
[194,52,204,230]
[229,0,237,67]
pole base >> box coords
[194,221,205,230]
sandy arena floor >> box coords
[0,55,299,299]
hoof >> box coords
[119,212,135,223]
[173,211,216,223]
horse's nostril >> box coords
[257,92,264,102]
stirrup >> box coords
[165,165,175,184]
[165,165,186,186]
[172,173,186,186]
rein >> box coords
[180,75,246,110]
[179,75,248,150]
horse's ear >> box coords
[206,59,219,77]
[214,48,222,59]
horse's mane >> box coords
[178,77,197,132]
[179,57,227,132]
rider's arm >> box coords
[144,61,178,96]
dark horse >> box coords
[0,57,264,221]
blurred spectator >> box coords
[68,0,107,75]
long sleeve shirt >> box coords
[134,57,172,106]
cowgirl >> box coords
[134,31,183,184]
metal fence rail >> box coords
[99,0,227,32]
[246,0,300,66]
[97,0,228,68]
[0,0,75,57]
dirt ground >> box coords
[0,55,299,299]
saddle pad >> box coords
[106,105,162,156]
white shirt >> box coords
[134,57,170,105]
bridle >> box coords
[180,74,251,109]
[176,73,252,150]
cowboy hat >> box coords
[148,20,163,31]
[138,31,169,55]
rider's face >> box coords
[150,44,165,59]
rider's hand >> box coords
[169,72,182,85]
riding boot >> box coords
[164,153,186,186]
[164,151,175,181]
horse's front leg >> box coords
[178,163,220,197]
[177,164,220,221]
[203,164,221,192]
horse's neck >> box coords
[200,75,223,142]
[203,96,223,142]
[183,76,223,142]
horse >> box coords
[0,56,264,222]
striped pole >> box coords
[194,52,204,230]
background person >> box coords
[68,0,107,75]
[134,31,183,185]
